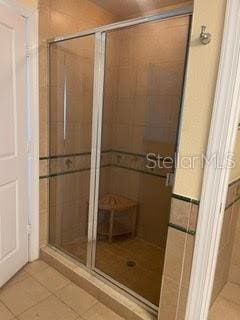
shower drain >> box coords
[126,260,136,268]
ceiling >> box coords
[89,0,191,18]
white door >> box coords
[0,3,28,287]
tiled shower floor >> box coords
[209,282,240,320]
[0,260,124,320]
[63,237,165,305]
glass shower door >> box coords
[49,35,95,265]
[48,12,191,308]
[94,16,190,306]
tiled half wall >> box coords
[159,194,199,320]
[157,177,240,320]
[211,178,240,304]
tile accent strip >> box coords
[168,177,240,235]
[39,164,168,179]
[39,149,173,179]
[225,177,240,209]
[226,196,240,209]
[172,193,200,205]
[40,149,172,161]
[168,222,196,236]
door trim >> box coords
[185,0,240,319]
[0,0,39,262]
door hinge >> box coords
[27,224,31,234]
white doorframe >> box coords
[186,0,240,319]
[0,0,39,262]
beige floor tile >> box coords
[209,297,240,320]
[24,260,49,275]
[0,301,15,320]
[220,282,240,305]
[55,283,97,315]
[33,266,70,292]
[82,302,124,320]
[0,277,51,316]
[3,268,30,288]
[18,295,78,320]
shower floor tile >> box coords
[62,237,165,306]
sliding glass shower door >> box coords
[94,16,190,306]
[49,12,190,309]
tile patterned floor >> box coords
[0,260,124,320]
[209,282,240,320]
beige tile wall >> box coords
[39,0,117,247]
[49,38,94,155]
[48,35,95,246]
[99,15,190,247]
[159,198,198,320]
[108,16,190,156]
[211,206,236,303]
[211,180,240,304]
[159,174,240,319]
[44,13,190,248]
[229,199,240,284]
[108,166,172,247]
[159,233,194,320]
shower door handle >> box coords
[165,172,174,187]
[63,59,67,140]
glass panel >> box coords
[49,35,95,265]
[95,16,190,305]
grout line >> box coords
[25,270,78,317]
[14,294,55,317]
[225,195,240,210]
[0,264,58,318]
[229,177,240,187]
[14,269,54,317]
[54,285,99,319]
[168,222,195,236]
[12,290,53,318]
[211,294,240,314]
[27,261,99,318]
[0,298,16,320]
[174,201,192,320]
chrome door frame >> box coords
[48,7,192,44]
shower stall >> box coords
[48,7,191,310]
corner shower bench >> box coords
[97,194,138,243]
